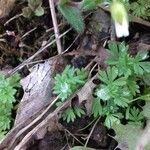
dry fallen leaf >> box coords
[77,76,96,114]
[0,0,16,18]
[15,59,58,125]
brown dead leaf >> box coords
[0,0,15,18]
[15,60,54,125]
[77,76,96,114]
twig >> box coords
[4,13,23,26]
[84,117,101,147]
[46,23,64,33]
[49,0,62,54]
[6,28,72,77]
[21,27,37,39]
[14,100,70,150]
[65,129,84,146]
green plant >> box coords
[53,65,88,101]
[92,42,150,128]
[0,74,20,139]
[126,107,144,125]
[62,106,85,123]
[130,0,150,19]
[22,0,44,18]
[106,42,150,77]
[53,65,88,122]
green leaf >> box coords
[128,107,144,124]
[0,73,20,133]
[105,114,120,128]
[96,86,110,101]
[7,73,20,88]
[53,65,88,101]
[135,51,149,61]
[74,106,85,117]
[22,7,33,18]
[62,106,85,123]
[62,107,76,123]
[98,66,118,84]
[58,4,85,33]
[145,144,150,150]
[34,6,44,16]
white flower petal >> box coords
[115,18,129,38]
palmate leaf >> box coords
[127,107,144,124]
[107,42,150,77]
[62,107,76,123]
[96,85,110,101]
[53,65,88,101]
[98,66,119,84]
[74,106,85,117]
[62,106,85,123]
[0,74,19,135]
[7,73,20,88]
[133,51,150,75]
[130,0,150,19]
[97,66,128,105]
[106,42,133,77]
[58,4,85,33]
[106,42,127,65]
[105,114,121,128]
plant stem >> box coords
[49,0,62,54]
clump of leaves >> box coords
[53,65,88,101]
[92,42,150,128]
[0,74,20,139]
[22,0,44,18]
[53,65,88,122]
[130,0,150,19]
[106,42,150,77]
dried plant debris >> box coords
[15,58,59,125]
[0,0,16,18]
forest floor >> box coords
[0,0,150,150]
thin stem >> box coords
[49,0,62,54]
